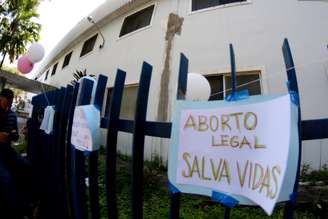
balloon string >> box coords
[209,56,328,97]
[39,81,50,105]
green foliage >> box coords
[301,163,328,184]
[0,0,41,66]
[2,65,20,74]
[70,69,95,86]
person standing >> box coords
[0,88,32,218]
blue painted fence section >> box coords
[28,39,328,219]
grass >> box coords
[96,149,318,219]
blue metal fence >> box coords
[28,39,328,219]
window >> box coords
[51,63,58,76]
[62,51,72,68]
[206,72,261,100]
[119,5,154,37]
[80,34,98,57]
[192,0,247,11]
[44,70,49,81]
[104,85,138,119]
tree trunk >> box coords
[0,51,7,69]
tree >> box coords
[0,0,41,68]
[70,69,95,86]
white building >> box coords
[35,0,328,169]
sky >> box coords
[5,0,106,78]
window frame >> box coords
[62,51,73,69]
[118,3,156,39]
[80,34,98,58]
[104,84,139,119]
[189,0,251,14]
[206,70,262,100]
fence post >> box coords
[169,53,188,219]
[131,62,153,219]
[70,79,94,219]
[282,38,302,219]
[221,44,238,219]
[66,83,80,218]
[105,70,126,219]
[89,75,107,219]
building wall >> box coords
[38,0,328,169]
[169,0,328,169]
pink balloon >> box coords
[17,56,34,74]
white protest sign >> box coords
[168,95,299,215]
[71,105,100,152]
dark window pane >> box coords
[192,0,246,11]
[51,63,58,76]
[119,5,154,37]
[62,51,72,68]
[206,75,224,101]
[80,34,98,57]
[45,70,49,80]
[225,74,261,96]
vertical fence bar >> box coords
[131,62,153,219]
[170,53,188,219]
[89,75,107,219]
[71,79,94,219]
[65,83,79,218]
[58,86,73,218]
[52,87,69,219]
[222,44,238,219]
[105,70,126,219]
[176,53,188,100]
[229,44,237,97]
[282,38,302,219]
[46,89,63,219]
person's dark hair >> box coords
[0,88,14,100]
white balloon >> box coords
[186,73,211,101]
[27,43,45,63]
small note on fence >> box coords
[168,94,299,215]
[71,105,100,152]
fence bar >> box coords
[47,88,64,218]
[55,87,73,218]
[229,44,237,97]
[89,75,107,219]
[89,151,100,219]
[224,207,231,219]
[131,62,153,219]
[105,70,126,219]
[66,83,80,218]
[282,38,302,219]
[301,119,328,140]
[102,118,173,138]
[176,53,188,100]
[169,53,188,219]
[71,79,94,219]
[220,44,238,219]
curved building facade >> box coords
[36,0,328,168]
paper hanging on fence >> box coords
[71,105,100,152]
[168,94,299,215]
[40,106,55,134]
